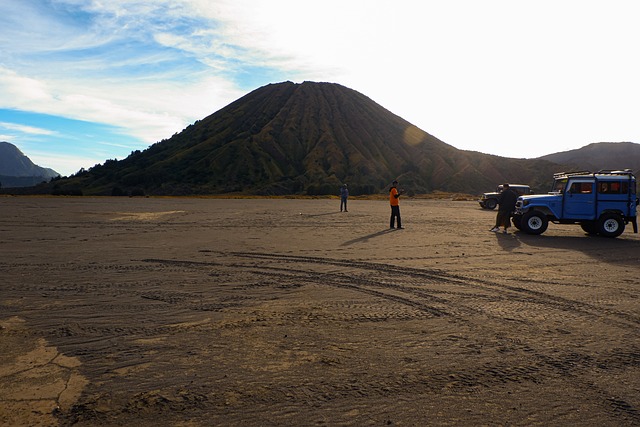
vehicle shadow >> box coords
[341,229,396,246]
[511,231,640,266]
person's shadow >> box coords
[494,231,522,252]
[341,229,396,246]
[304,211,342,217]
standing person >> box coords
[490,183,518,233]
[389,180,405,229]
[340,184,349,212]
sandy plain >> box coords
[0,196,639,426]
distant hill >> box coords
[0,141,59,188]
[539,142,640,175]
[29,81,567,196]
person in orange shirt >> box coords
[389,180,405,229]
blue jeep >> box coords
[512,170,638,238]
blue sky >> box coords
[1,0,639,176]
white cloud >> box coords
[28,151,99,176]
[0,64,243,146]
[0,122,57,136]
[0,69,54,107]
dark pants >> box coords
[496,210,511,228]
[340,197,347,211]
[390,205,401,228]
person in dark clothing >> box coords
[389,180,405,229]
[340,184,349,212]
[490,183,518,233]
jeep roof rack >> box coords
[553,170,636,179]
[553,171,591,178]
[596,169,635,176]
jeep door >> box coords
[563,181,596,219]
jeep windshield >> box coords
[551,178,567,193]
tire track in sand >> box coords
[175,251,640,424]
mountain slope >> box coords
[0,141,59,187]
[539,142,640,174]
[45,81,565,196]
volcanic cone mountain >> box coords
[48,81,563,196]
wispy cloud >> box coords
[0,1,248,145]
[0,122,57,136]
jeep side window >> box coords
[568,183,577,193]
[598,181,629,194]
[569,182,593,194]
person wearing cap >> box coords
[340,184,349,212]
[389,180,405,229]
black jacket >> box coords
[498,189,518,212]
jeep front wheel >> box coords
[598,213,625,238]
[521,211,548,235]
[485,199,497,210]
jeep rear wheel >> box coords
[521,211,548,235]
[485,199,497,210]
[598,213,625,238]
